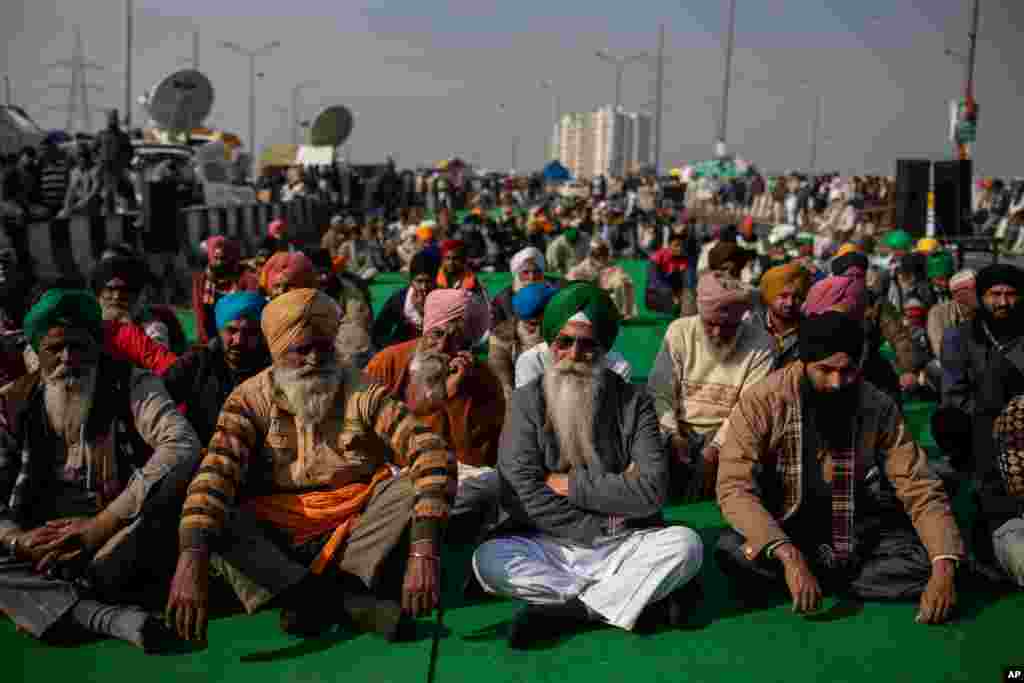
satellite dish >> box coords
[308,106,354,147]
[145,69,214,134]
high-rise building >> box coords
[558,112,593,179]
[557,105,652,178]
[629,112,653,172]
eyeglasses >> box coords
[426,324,465,345]
[285,338,336,358]
[552,334,599,356]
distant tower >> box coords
[48,26,105,133]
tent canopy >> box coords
[543,160,571,183]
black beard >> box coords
[979,302,1024,341]
[802,375,859,447]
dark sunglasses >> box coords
[552,334,599,355]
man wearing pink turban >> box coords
[648,271,775,501]
[365,289,505,541]
[261,252,318,299]
[802,272,868,321]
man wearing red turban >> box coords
[191,236,260,345]
[436,239,482,293]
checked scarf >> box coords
[202,269,243,306]
[822,438,856,569]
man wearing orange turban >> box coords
[169,287,456,643]
[754,263,812,369]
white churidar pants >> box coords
[472,525,703,631]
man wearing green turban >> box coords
[473,284,703,647]
[926,250,956,303]
[545,226,587,277]
[515,283,633,388]
[0,289,200,651]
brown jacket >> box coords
[717,362,963,561]
[365,339,505,467]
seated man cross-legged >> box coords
[473,283,704,649]
[165,289,457,643]
[716,312,964,624]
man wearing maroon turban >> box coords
[436,239,482,293]
[191,236,259,345]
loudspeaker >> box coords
[895,159,931,237]
[933,160,973,237]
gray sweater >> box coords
[497,370,668,545]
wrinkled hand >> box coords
[34,512,120,573]
[12,526,69,565]
[899,372,918,391]
[445,352,474,399]
[545,473,570,497]
[917,560,956,624]
[778,545,823,614]
[402,546,440,617]
[701,445,721,500]
[165,550,210,641]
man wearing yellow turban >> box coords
[168,289,457,644]
[753,262,812,369]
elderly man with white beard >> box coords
[0,289,201,651]
[647,271,775,501]
[472,284,704,649]
[166,289,456,643]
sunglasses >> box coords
[552,334,599,355]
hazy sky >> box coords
[3,1,1021,175]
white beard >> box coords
[543,358,604,472]
[44,365,97,440]
[273,362,344,426]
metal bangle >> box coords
[409,552,440,561]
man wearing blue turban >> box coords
[162,291,270,444]
[488,282,558,399]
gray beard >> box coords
[273,362,344,426]
[409,350,449,403]
[44,366,97,440]
[699,322,741,362]
[543,358,604,472]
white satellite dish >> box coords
[144,69,214,135]
[308,105,354,148]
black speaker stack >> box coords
[894,159,932,237]
[933,160,973,237]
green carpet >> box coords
[7,262,1018,683]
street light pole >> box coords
[124,0,133,128]
[809,93,822,173]
[715,0,737,158]
[594,50,650,111]
[218,39,281,177]
[290,81,318,144]
[961,0,980,160]
[653,23,665,173]
[539,80,560,162]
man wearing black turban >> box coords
[717,311,963,624]
[938,263,1024,573]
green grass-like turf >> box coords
[7,260,1018,683]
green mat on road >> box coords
[10,262,1013,683]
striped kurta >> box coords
[179,365,455,552]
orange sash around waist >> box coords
[244,467,393,574]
